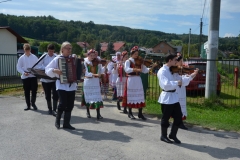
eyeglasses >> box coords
[64,47,72,50]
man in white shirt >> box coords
[17,43,39,111]
[157,53,183,144]
[37,44,58,116]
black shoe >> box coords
[52,110,57,117]
[169,134,181,144]
[48,110,52,115]
[160,135,173,143]
[117,101,121,110]
[63,124,75,130]
[55,110,63,129]
[97,115,103,120]
[24,106,31,111]
[128,113,136,119]
[123,108,128,114]
[179,122,188,130]
[138,114,147,120]
[32,104,38,110]
[86,112,91,118]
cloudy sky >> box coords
[0,0,239,37]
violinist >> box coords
[81,49,104,120]
[173,54,199,130]
[122,46,152,120]
[115,51,128,114]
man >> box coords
[17,43,38,111]
[157,53,182,144]
[38,44,58,116]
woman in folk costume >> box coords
[115,51,128,114]
[172,55,199,129]
[122,46,151,120]
[81,49,104,120]
[101,61,110,100]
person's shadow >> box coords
[64,128,132,142]
[179,143,240,159]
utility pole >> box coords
[205,0,221,98]
[199,18,203,55]
[188,28,191,58]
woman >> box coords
[173,55,199,130]
[115,51,128,113]
[45,41,77,130]
[81,49,104,120]
[122,46,151,120]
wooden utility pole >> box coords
[188,28,191,58]
[205,0,221,98]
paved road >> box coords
[0,94,240,160]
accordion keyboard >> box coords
[58,58,68,83]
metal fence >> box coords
[146,59,240,107]
[0,54,22,90]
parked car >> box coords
[184,62,221,95]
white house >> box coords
[0,26,28,76]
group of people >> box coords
[17,41,199,144]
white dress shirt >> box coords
[45,55,77,91]
[37,52,57,83]
[157,65,179,104]
[16,53,39,79]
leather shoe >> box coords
[24,106,31,111]
[97,115,103,120]
[179,123,188,130]
[48,110,52,115]
[160,136,173,143]
[169,134,181,144]
[63,124,75,130]
[86,112,91,118]
[138,114,147,120]
[128,114,136,119]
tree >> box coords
[71,43,82,56]
[95,42,101,56]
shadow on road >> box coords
[64,128,132,142]
[179,143,240,159]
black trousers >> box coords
[57,90,75,112]
[22,77,38,106]
[42,82,58,101]
[161,102,182,128]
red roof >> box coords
[77,42,90,48]
[100,41,125,52]
[0,26,28,43]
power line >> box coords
[201,0,207,19]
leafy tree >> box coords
[71,43,82,56]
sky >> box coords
[0,0,239,38]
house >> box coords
[0,26,28,76]
[152,41,182,54]
[76,42,90,51]
[100,41,126,53]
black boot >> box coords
[86,107,91,118]
[128,108,135,119]
[96,108,103,120]
[63,111,75,130]
[160,126,173,143]
[55,110,63,129]
[117,100,121,110]
[179,121,188,130]
[138,108,147,120]
[47,101,52,114]
[31,96,38,110]
[123,107,128,114]
[169,125,181,144]
[24,96,31,111]
[52,100,58,117]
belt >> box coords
[162,89,176,92]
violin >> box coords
[170,65,195,74]
[134,56,153,68]
[92,58,107,66]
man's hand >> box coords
[53,69,62,75]
[24,72,29,76]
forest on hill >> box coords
[0,14,239,58]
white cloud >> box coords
[224,33,236,37]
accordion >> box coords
[27,68,57,80]
[58,57,83,83]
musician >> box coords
[107,52,121,100]
[37,44,58,116]
[157,53,182,144]
[122,46,150,120]
[173,55,199,130]
[17,43,39,111]
[115,51,128,114]
[45,41,77,130]
[81,49,104,120]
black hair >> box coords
[177,56,182,62]
[165,53,177,63]
[47,43,55,50]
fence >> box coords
[147,59,240,107]
[0,54,22,90]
